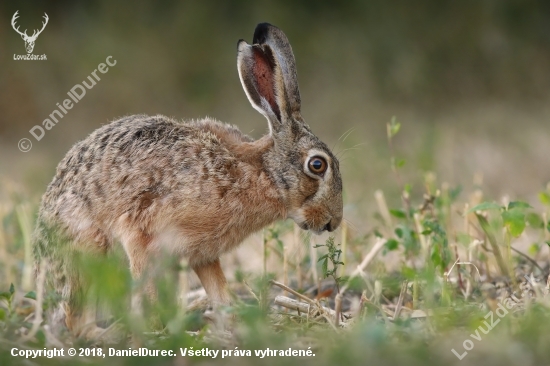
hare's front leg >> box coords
[122,244,157,314]
[192,258,231,305]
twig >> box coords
[294,224,303,290]
[453,246,464,290]
[263,228,268,277]
[511,247,545,273]
[15,204,33,291]
[334,293,343,327]
[340,221,348,279]
[445,258,459,279]
[322,312,340,332]
[283,240,288,299]
[95,318,122,341]
[270,280,316,305]
[393,280,408,319]
[308,235,320,292]
[340,238,386,294]
[475,213,509,278]
[242,280,260,304]
[375,190,393,229]
[273,295,339,320]
[414,213,429,261]
[277,299,341,331]
[445,260,482,281]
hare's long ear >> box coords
[253,23,301,118]
[237,23,301,134]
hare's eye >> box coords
[308,157,327,175]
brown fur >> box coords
[33,23,343,338]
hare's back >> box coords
[39,115,251,235]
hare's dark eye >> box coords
[308,157,327,175]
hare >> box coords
[33,23,343,338]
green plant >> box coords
[314,236,345,293]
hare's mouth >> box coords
[297,222,326,235]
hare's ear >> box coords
[237,23,301,134]
[237,40,282,133]
[253,23,301,117]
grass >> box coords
[1,119,550,366]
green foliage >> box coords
[387,117,407,176]
[469,202,502,212]
[387,116,401,138]
[502,208,525,237]
[389,209,407,219]
[539,191,550,206]
[471,200,535,238]
[421,220,451,273]
[314,237,345,293]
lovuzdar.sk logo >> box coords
[12,10,48,61]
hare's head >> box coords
[238,23,343,234]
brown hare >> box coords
[33,23,343,338]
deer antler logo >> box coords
[11,11,49,54]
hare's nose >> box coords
[324,215,342,232]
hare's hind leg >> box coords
[60,252,109,340]
[192,258,231,305]
[33,222,92,338]
[36,232,116,340]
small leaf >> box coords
[0,308,5,321]
[421,229,432,235]
[502,209,526,237]
[546,241,550,247]
[449,186,463,201]
[321,258,328,277]
[507,201,532,210]
[0,292,11,301]
[317,254,329,262]
[35,329,46,347]
[387,116,401,138]
[389,209,407,219]
[539,192,550,206]
[396,159,406,168]
[313,244,324,248]
[24,291,36,300]
[401,266,416,280]
[468,202,502,212]
[526,213,543,228]
[431,246,442,266]
[395,227,403,238]
[9,283,14,295]
[385,239,399,251]
[528,244,540,256]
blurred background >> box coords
[1,0,549,232]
